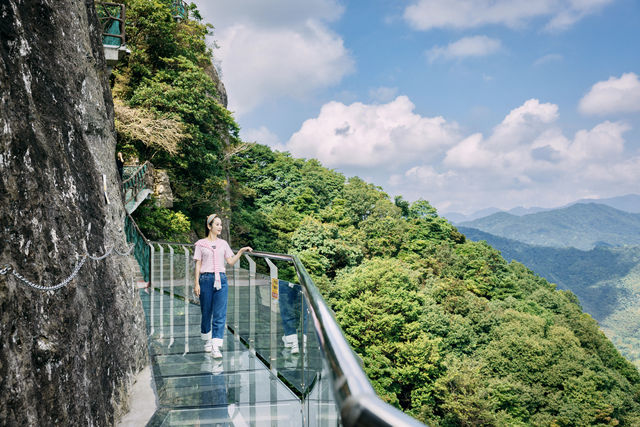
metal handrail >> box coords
[122,161,152,206]
[125,212,151,282]
[121,161,150,189]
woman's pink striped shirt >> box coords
[193,238,234,273]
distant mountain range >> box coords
[444,193,640,223]
[458,203,640,250]
[459,225,640,367]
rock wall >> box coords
[204,62,228,108]
[0,1,147,425]
[153,168,174,208]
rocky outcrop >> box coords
[153,169,174,208]
[0,1,147,425]
[204,62,228,108]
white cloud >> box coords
[403,0,613,31]
[568,121,629,161]
[427,35,502,62]
[241,126,287,151]
[443,133,493,168]
[390,165,455,188]
[193,0,353,115]
[545,0,613,30]
[285,96,460,168]
[579,73,640,116]
[389,99,638,214]
[215,22,354,114]
[489,99,559,148]
[369,86,399,103]
[533,53,563,66]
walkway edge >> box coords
[117,364,158,427]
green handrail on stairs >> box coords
[124,213,150,282]
[96,2,125,47]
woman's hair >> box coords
[205,213,218,237]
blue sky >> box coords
[193,0,640,216]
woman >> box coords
[194,213,252,358]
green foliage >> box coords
[342,177,399,225]
[132,199,191,241]
[462,226,640,368]
[290,217,363,278]
[409,199,438,219]
[114,0,240,232]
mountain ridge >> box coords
[445,193,640,223]
[458,203,640,250]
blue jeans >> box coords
[199,272,228,339]
[279,280,308,336]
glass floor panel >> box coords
[140,288,305,426]
[148,331,249,356]
[151,401,303,426]
[153,351,259,376]
[156,370,299,407]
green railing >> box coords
[121,162,153,280]
[171,0,188,20]
[96,2,125,47]
[124,213,150,282]
[122,161,151,208]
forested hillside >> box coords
[460,226,640,369]
[460,203,640,250]
[112,1,640,424]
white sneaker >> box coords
[204,339,213,352]
[282,334,296,350]
[290,335,300,354]
[292,335,307,355]
[211,346,222,359]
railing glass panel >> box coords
[147,244,423,426]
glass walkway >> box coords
[138,244,424,426]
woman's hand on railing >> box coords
[226,247,253,266]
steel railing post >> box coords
[168,244,174,348]
[233,260,240,338]
[149,242,155,336]
[265,258,279,376]
[159,244,164,339]
[184,246,190,355]
[244,253,256,355]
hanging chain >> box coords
[1,244,136,291]
[86,246,115,261]
[114,244,136,256]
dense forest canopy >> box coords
[460,226,640,371]
[113,1,640,424]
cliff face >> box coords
[205,62,228,108]
[0,1,147,425]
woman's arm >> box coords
[194,259,201,297]
[226,246,253,266]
